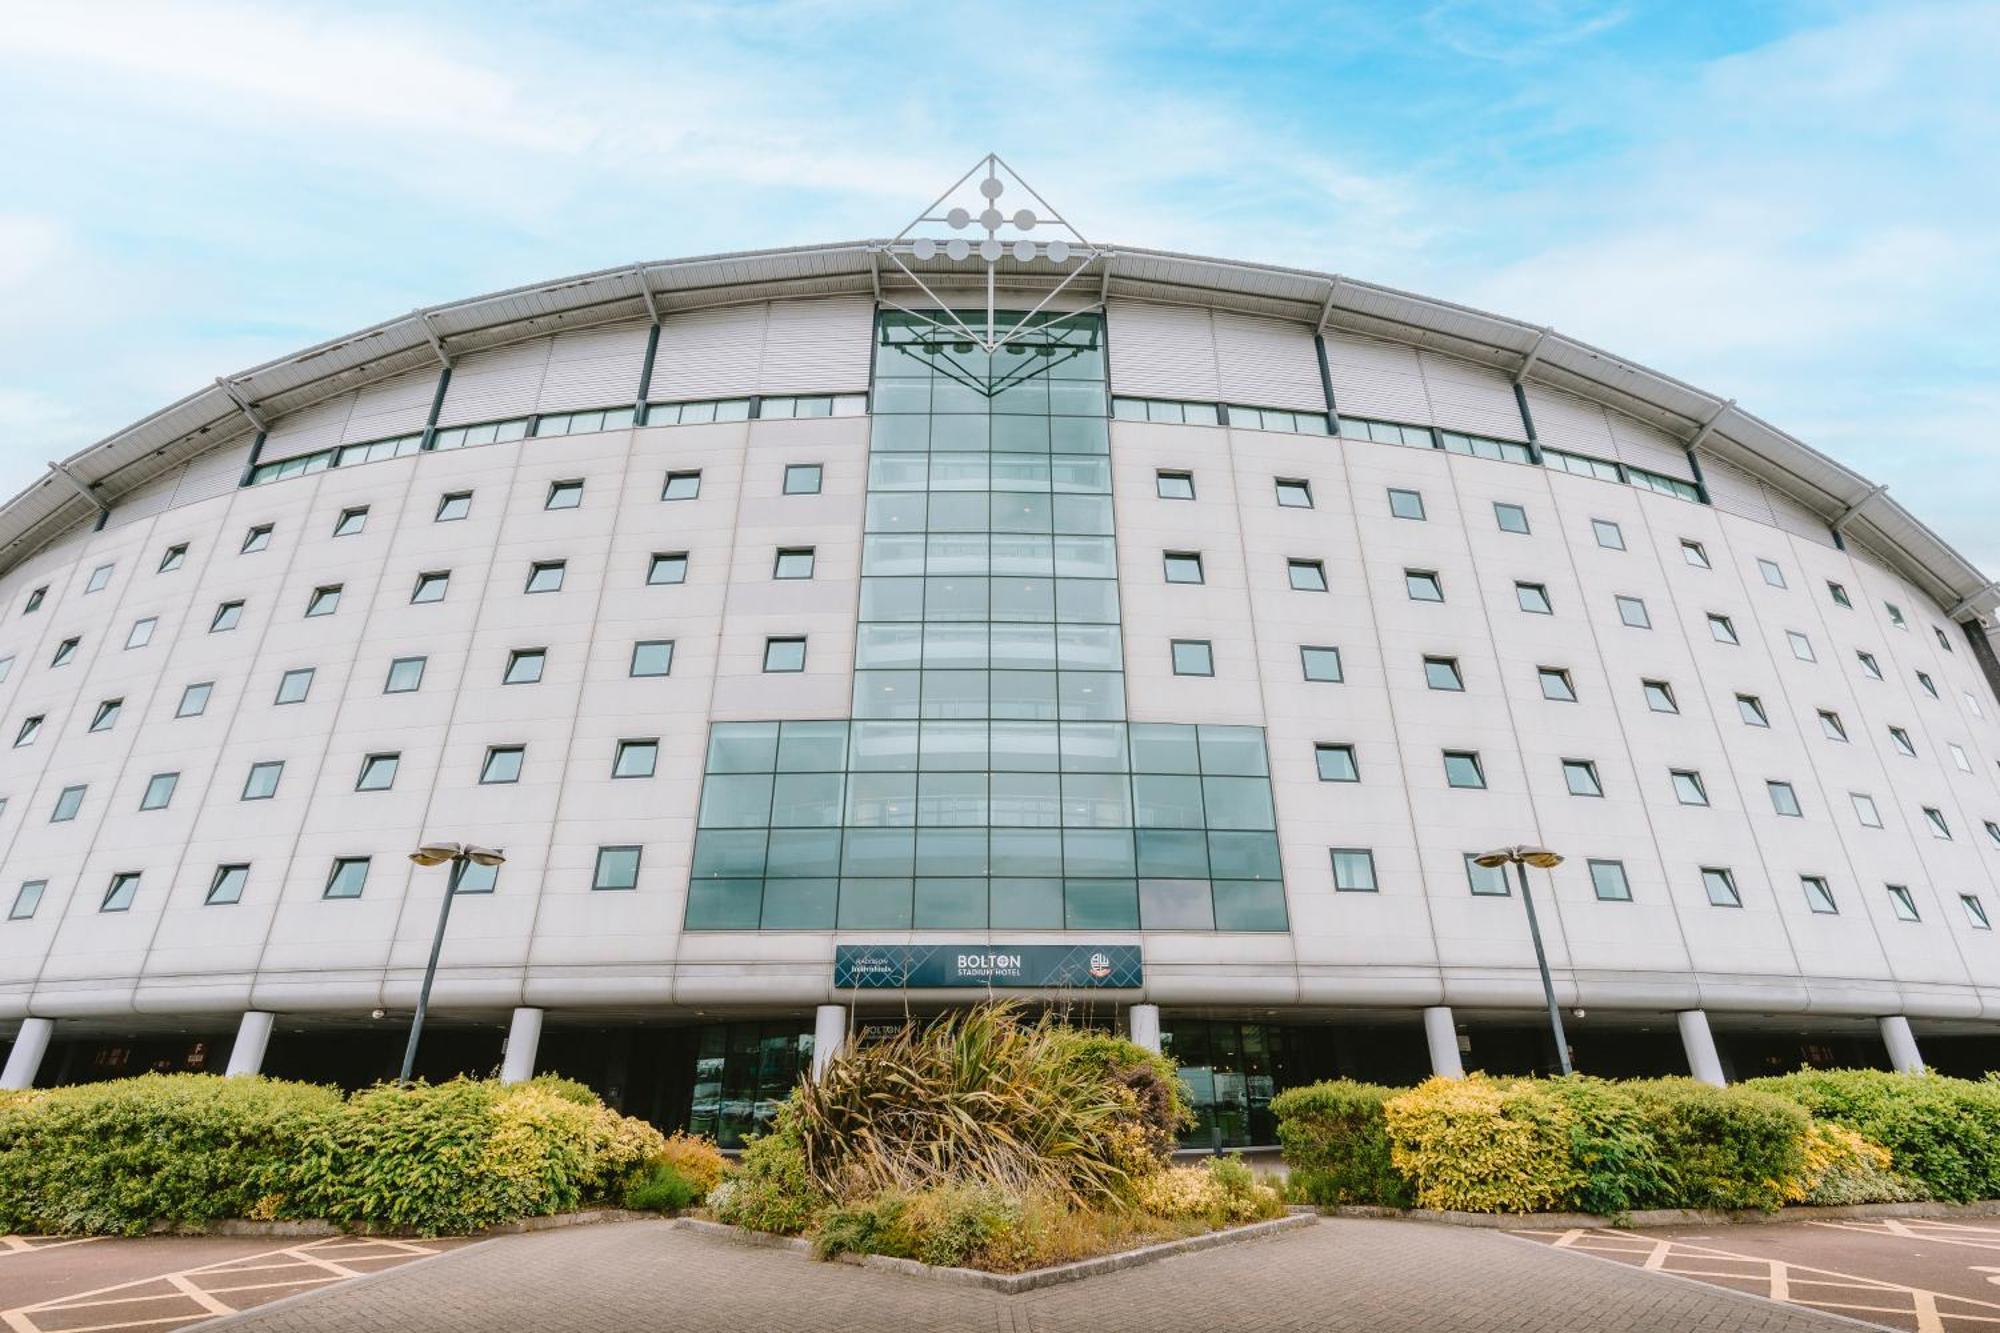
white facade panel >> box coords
[1702,455,1777,524]
[1105,301,1220,401]
[1764,483,1837,547]
[340,368,438,444]
[1211,311,1323,412]
[1524,383,1616,457]
[1418,351,1525,440]
[171,436,254,507]
[758,297,872,394]
[651,304,767,401]
[535,321,650,414]
[1606,410,1698,481]
[437,340,553,427]
[258,392,355,462]
[1322,332,1429,422]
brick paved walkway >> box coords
[202,1217,1851,1332]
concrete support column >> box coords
[1879,1015,1924,1073]
[224,1011,275,1077]
[811,1004,849,1079]
[1422,1006,1464,1078]
[1127,1004,1162,1055]
[1677,1009,1726,1086]
[1,1017,54,1091]
[499,1007,544,1085]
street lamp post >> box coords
[1473,845,1572,1076]
[401,841,506,1085]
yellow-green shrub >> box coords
[1384,1075,1582,1213]
[652,1131,728,1197]
[1270,1080,1411,1206]
[1749,1069,2000,1203]
[1134,1155,1285,1224]
[1625,1079,1807,1211]
[1785,1122,1928,1205]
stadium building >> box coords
[5,159,2000,1150]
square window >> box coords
[1963,895,1992,930]
[1828,581,1852,608]
[1642,679,1678,713]
[241,761,282,800]
[14,715,41,747]
[1852,792,1883,826]
[334,506,368,537]
[1171,640,1213,676]
[648,552,688,585]
[1986,820,2000,848]
[1466,855,1510,896]
[1886,602,1907,628]
[1443,751,1486,789]
[631,640,674,677]
[139,772,177,811]
[196,864,248,906]
[1857,651,1882,679]
[1917,670,1939,698]
[1787,631,1815,662]
[1315,743,1359,782]
[613,739,659,778]
[661,470,702,501]
[51,785,85,822]
[1736,694,1769,726]
[1936,626,1954,652]
[1671,769,1709,805]
[1539,667,1576,702]
[451,860,499,894]
[1708,613,1738,644]
[1802,876,1838,913]
[1388,488,1425,520]
[9,881,45,920]
[1300,646,1342,682]
[411,571,450,603]
[1819,710,1848,741]
[774,548,816,580]
[480,746,524,783]
[85,563,113,593]
[1563,760,1603,797]
[1889,726,1916,757]
[546,480,584,510]
[324,857,370,899]
[1758,558,1787,588]
[1616,595,1650,628]
[1288,559,1328,592]
[24,586,47,612]
[101,872,140,912]
[51,637,78,666]
[211,601,243,632]
[1163,551,1204,584]
[275,667,314,704]
[1592,519,1625,549]
[1950,742,1972,773]
[1769,780,1802,816]
[125,617,156,650]
[1424,657,1464,691]
[0,655,11,682]
[89,698,122,732]
[525,561,566,594]
[1516,582,1553,615]
[1405,570,1444,602]
[1494,502,1531,534]
[158,543,188,573]
[1887,884,1920,922]
[1276,478,1313,508]
[783,464,822,495]
[305,585,341,617]
[1330,848,1377,892]
[436,492,472,521]
[1702,867,1742,907]
[764,637,806,672]
[1589,859,1633,901]
[504,649,546,684]
[1681,540,1711,568]
[593,845,642,890]
[385,657,426,693]
[1923,806,1952,839]
[1156,470,1195,500]
[355,753,399,791]
[177,682,213,717]
[241,524,272,553]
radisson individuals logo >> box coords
[1088,952,1113,980]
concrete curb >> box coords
[142,1207,656,1240]
[670,1212,1316,1293]
[1325,1198,2000,1228]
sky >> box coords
[1,0,1995,566]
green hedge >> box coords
[1268,1081,1411,1207]
[1747,1070,2000,1202]
[1624,1079,1807,1211]
[0,1073,671,1236]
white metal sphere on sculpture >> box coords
[1047,240,1071,263]
[912,238,937,261]
[946,207,971,230]
[945,237,970,262]
[979,207,1003,232]
[980,176,1004,199]
[1012,240,1037,262]
[978,238,1003,262]
[1013,209,1037,230]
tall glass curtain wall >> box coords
[683,311,1286,931]
[685,1023,814,1148]
[1162,1020,1341,1149]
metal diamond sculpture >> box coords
[874,153,1107,353]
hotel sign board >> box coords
[833,944,1142,990]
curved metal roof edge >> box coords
[6,240,1990,621]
